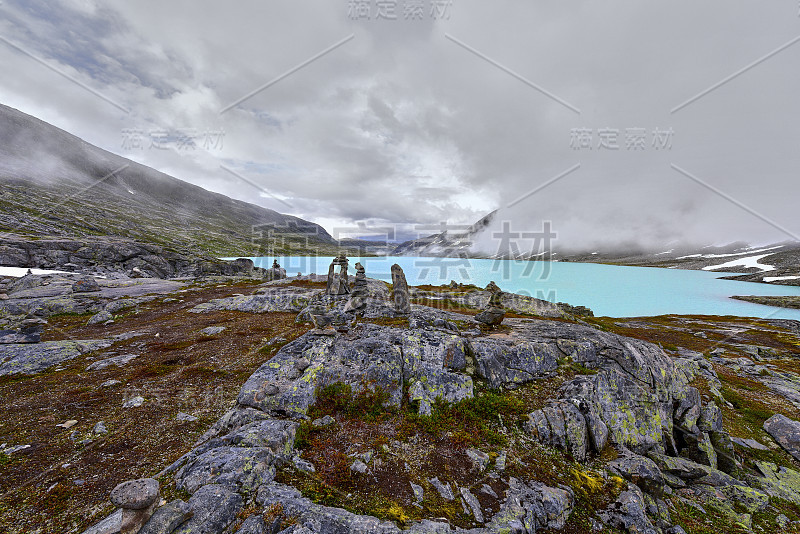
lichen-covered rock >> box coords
[647,453,740,487]
[139,500,192,534]
[680,431,718,469]
[515,320,698,456]
[0,339,112,375]
[256,483,401,533]
[598,483,658,534]
[175,447,275,494]
[190,290,313,314]
[173,484,242,534]
[472,338,559,388]
[608,453,665,496]
[238,324,477,418]
[487,478,574,532]
[408,371,473,416]
[751,461,800,506]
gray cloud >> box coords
[0,0,797,250]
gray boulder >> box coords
[764,414,800,462]
[173,484,243,534]
[598,484,657,534]
[139,500,192,534]
[175,446,275,494]
[608,453,665,496]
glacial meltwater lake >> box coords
[244,256,800,320]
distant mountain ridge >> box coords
[0,103,354,260]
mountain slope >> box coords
[0,104,344,259]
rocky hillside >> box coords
[0,104,362,269]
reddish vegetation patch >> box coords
[0,281,310,534]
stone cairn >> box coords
[475,281,505,326]
[390,263,411,315]
[343,262,368,313]
[109,478,160,534]
[264,259,287,281]
[325,254,350,295]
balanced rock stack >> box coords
[325,254,350,295]
[264,259,287,281]
[475,281,505,326]
[390,264,411,315]
[109,478,160,534]
[343,262,368,313]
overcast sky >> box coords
[1,0,798,252]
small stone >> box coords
[731,437,769,451]
[411,482,424,502]
[495,450,507,472]
[87,311,113,325]
[93,422,108,434]
[264,384,279,396]
[176,412,198,422]
[776,514,790,528]
[313,415,335,427]
[350,460,368,474]
[56,420,78,429]
[0,294,8,300]
[293,455,316,473]
[200,326,226,336]
[101,379,121,387]
[74,479,85,486]
[2,444,30,455]
[466,448,490,472]
[428,477,455,501]
[475,307,505,326]
[460,487,484,523]
[87,354,138,371]
[122,396,144,408]
[295,357,310,372]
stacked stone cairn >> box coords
[475,281,506,326]
[343,262,368,313]
[325,254,350,295]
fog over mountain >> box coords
[0,0,798,252]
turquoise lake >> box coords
[243,256,800,320]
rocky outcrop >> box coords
[0,234,264,279]
[0,339,112,375]
[486,478,574,532]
